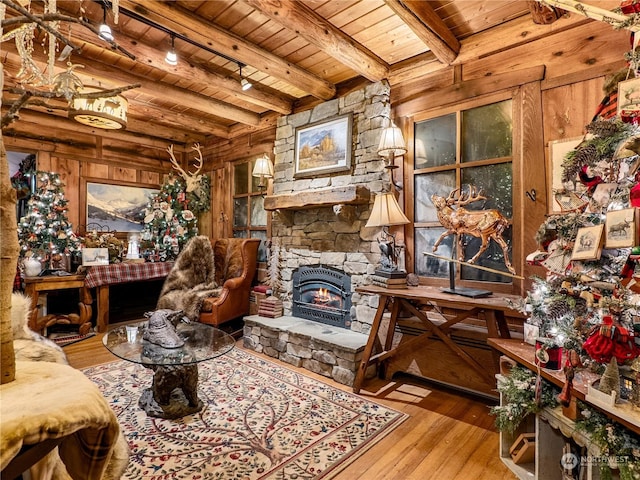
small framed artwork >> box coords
[547,136,587,214]
[618,77,640,121]
[605,208,638,249]
[571,224,604,261]
[82,248,109,266]
[294,114,352,178]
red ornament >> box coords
[621,0,640,14]
[630,175,640,207]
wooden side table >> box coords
[23,274,93,335]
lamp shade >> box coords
[69,88,127,130]
[252,155,274,178]
[365,192,410,227]
[378,124,407,158]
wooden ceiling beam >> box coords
[66,24,293,115]
[2,107,204,146]
[2,45,260,127]
[118,0,336,100]
[384,0,460,65]
[241,0,389,82]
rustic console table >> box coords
[24,274,92,335]
[84,262,173,332]
[353,285,524,395]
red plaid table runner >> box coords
[84,262,174,288]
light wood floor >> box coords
[64,332,515,480]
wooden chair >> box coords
[198,238,260,327]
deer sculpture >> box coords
[167,143,205,197]
[431,186,515,275]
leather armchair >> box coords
[199,238,260,327]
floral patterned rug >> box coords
[83,348,407,479]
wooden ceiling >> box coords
[0,0,620,147]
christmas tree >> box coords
[140,173,210,261]
[17,171,82,269]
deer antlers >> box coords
[167,143,204,194]
[445,186,487,207]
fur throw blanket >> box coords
[156,235,221,320]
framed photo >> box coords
[82,248,109,266]
[294,114,352,178]
[605,208,638,248]
[83,179,159,233]
[571,224,604,261]
[547,136,586,213]
[618,77,640,121]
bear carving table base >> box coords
[102,320,235,419]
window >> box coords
[412,99,513,285]
[232,159,268,261]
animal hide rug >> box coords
[156,236,221,320]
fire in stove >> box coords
[312,288,342,309]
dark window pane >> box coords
[462,100,512,163]
[461,163,512,217]
[250,196,267,226]
[233,230,248,238]
[414,113,456,169]
[233,198,248,227]
[234,163,249,195]
[251,230,268,262]
[460,226,512,283]
[414,171,456,223]
[415,227,453,278]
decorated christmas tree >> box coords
[140,173,210,262]
[17,171,82,270]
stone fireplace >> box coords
[292,265,352,328]
[244,80,394,385]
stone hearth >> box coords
[243,315,370,386]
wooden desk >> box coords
[489,338,640,435]
[23,274,92,335]
[353,285,523,394]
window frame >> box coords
[404,90,522,294]
[231,157,269,244]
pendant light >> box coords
[165,35,178,66]
[98,4,113,42]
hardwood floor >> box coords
[63,332,515,480]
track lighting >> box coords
[165,35,178,66]
[239,64,252,91]
[98,4,113,42]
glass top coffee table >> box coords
[103,320,235,419]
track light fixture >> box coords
[165,35,178,66]
[239,64,252,91]
[98,4,113,42]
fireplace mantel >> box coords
[263,185,370,211]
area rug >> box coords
[83,348,407,479]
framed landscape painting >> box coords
[294,114,352,178]
[84,180,158,233]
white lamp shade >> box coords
[252,155,274,178]
[378,124,407,158]
[165,50,178,65]
[365,192,410,227]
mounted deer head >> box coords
[167,143,204,195]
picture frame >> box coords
[605,208,638,249]
[82,247,109,266]
[618,77,640,121]
[571,224,604,261]
[547,136,586,214]
[83,179,159,234]
[294,114,352,178]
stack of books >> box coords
[370,274,408,289]
[258,296,283,318]
[250,285,271,315]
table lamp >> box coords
[367,120,410,278]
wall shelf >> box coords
[263,185,370,211]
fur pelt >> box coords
[156,236,221,320]
[11,292,68,365]
[214,238,245,286]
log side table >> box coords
[23,274,92,335]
